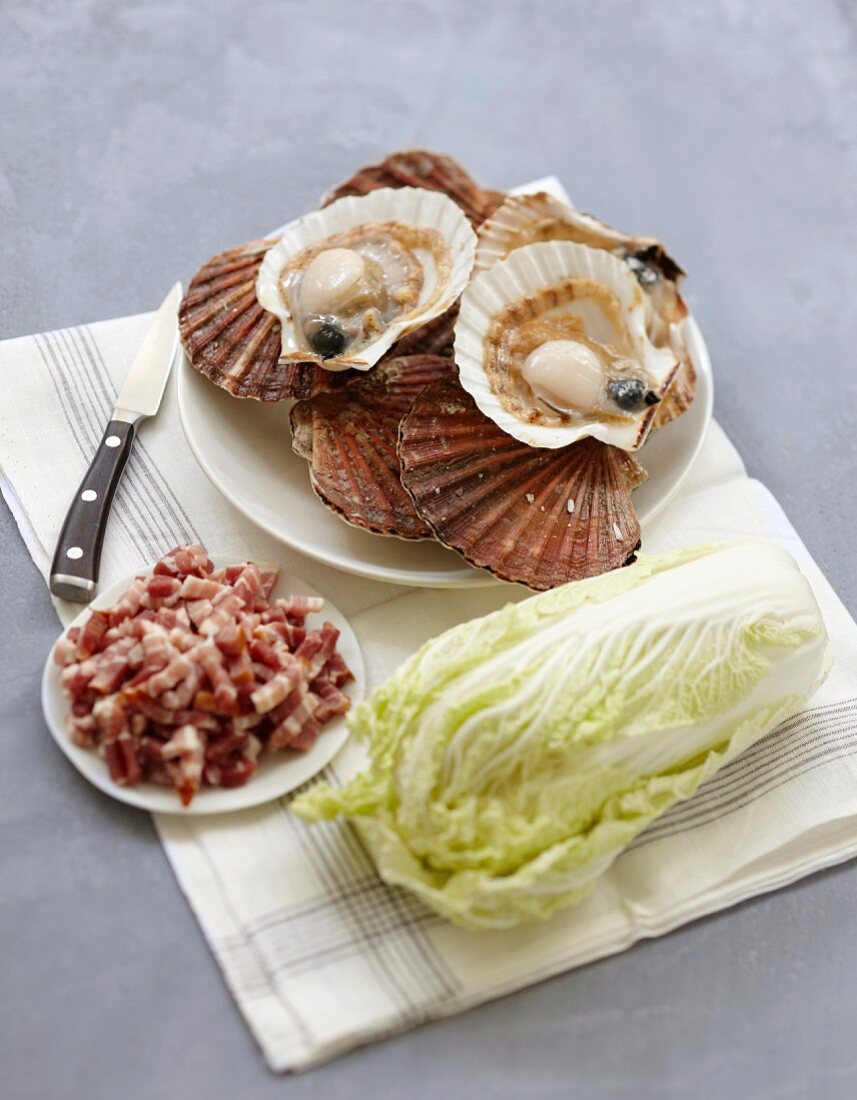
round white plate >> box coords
[177,318,712,589]
[41,561,365,815]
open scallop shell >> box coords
[474,192,696,429]
[398,376,648,589]
[256,187,476,374]
[179,238,359,400]
[322,148,501,227]
[455,240,679,451]
[474,192,685,282]
[290,354,451,539]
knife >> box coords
[50,283,183,602]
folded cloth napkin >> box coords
[4,209,857,1073]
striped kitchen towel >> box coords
[3,246,857,1073]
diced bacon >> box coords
[76,610,110,659]
[196,644,238,708]
[92,695,128,739]
[142,652,196,698]
[160,724,206,806]
[230,564,265,609]
[250,659,303,714]
[53,546,352,805]
[180,574,228,601]
[232,711,265,731]
[296,622,340,679]
[288,715,322,752]
[155,544,213,579]
[205,731,249,763]
[253,620,304,649]
[214,620,245,656]
[257,567,278,600]
[209,756,257,789]
[104,733,141,786]
[322,651,354,687]
[275,595,324,618]
[71,696,95,718]
[249,639,280,669]
[89,656,131,695]
[269,693,319,750]
[109,576,145,626]
[132,697,219,728]
[312,679,352,722]
[197,610,232,639]
[141,575,182,611]
[129,712,147,736]
[54,632,79,667]
[69,715,96,748]
[60,659,97,697]
[161,662,202,710]
[147,575,180,600]
[185,598,214,628]
[227,648,255,693]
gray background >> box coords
[1,1,856,1097]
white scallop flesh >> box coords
[522,340,605,414]
[299,248,367,316]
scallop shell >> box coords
[474,193,696,429]
[290,354,452,539]
[474,192,685,284]
[398,376,648,590]
[256,187,476,373]
[323,149,499,226]
[455,241,679,451]
[179,238,358,400]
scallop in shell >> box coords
[290,354,451,539]
[323,148,501,227]
[179,238,359,400]
[256,187,476,375]
[474,193,695,426]
[398,375,647,589]
[455,241,679,452]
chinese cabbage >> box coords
[292,543,830,928]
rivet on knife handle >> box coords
[49,420,136,602]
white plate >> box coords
[177,176,713,589]
[41,561,365,815]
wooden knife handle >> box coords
[50,419,136,602]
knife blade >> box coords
[50,282,183,602]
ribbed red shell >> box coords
[178,238,358,401]
[323,149,501,227]
[290,355,452,539]
[398,377,648,589]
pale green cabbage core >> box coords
[293,543,830,928]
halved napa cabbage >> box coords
[293,543,830,929]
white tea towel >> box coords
[4,242,857,1074]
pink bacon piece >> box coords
[161,724,206,806]
[250,657,304,714]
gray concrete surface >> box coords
[2,1,857,1097]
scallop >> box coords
[255,187,476,373]
[398,375,647,589]
[290,354,452,539]
[474,193,695,429]
[178,238,360,400]
[454,241,679,451]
